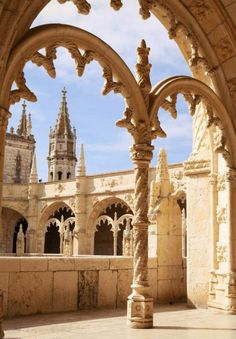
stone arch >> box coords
[150,76,236,167]
[1,24,148,130]
[1,1,235,118]
[37,201,75,253]
[87,196,133,254]
[1,206,28,253]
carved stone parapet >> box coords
[184,159,210,176]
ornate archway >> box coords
[0,0,236,328]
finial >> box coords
[29,152,38,183]
[77,144,86,176]
[62,87,67,97]
[22,100,26,112]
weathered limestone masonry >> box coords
[149,149,185,303]
[0,257,158,317]
[0,0,236,330]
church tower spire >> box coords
[47,88,77,181]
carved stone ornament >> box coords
[189,0,212,23]
[30,46,57,78]
[228,78,236,102]
[10,71,37,105]
[216,205,227,224]
[217,174,226,191]
[216,242,228,263]
[56,183,65,193]
[184,159,210,175]
[214,37,234,63]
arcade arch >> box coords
[0,0,236,329]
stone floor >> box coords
[2,303,236,339]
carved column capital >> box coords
[130,143,154,165]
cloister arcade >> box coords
[0,0,236,331]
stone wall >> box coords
[3,134,35,184]
[0,256,186,317]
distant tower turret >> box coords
[47,88,77,181]
[3,101,35,184]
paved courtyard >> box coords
[3,303,236,339]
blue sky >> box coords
[9,0,192,181]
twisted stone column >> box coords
[127,143,153,328]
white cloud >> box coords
[32,0,190,78]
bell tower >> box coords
[47,88,77,181]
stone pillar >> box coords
[26,186,39,253]
[73,178,87,255]
[0,108,10,253]
[224,168,236,312]
[127,143,153,329]
[209,173,218,270]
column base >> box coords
[208,270,236,313]
[127,284,153,329]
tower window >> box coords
[50,172,53,180]
[58,171,62,180]
[67,172,71,179]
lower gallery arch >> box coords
[87,197,133,255]
[38,201,75,254]
[1,207,28,253]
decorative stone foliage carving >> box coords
[58,0,124,14]
[216,242,227,263]
[136,39,152,107]
[138,0,156,20]
[110,0,123,11]
[10,72,37,105]
[161,94,178,118]
[102,65,124,95]
[216,206,227,224]
[217,174,226,191]
[65,43,94,76]
[57,0,91,15]
[30,46,57,78]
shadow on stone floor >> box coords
[2,303,196,331]
[154,326,236,331]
